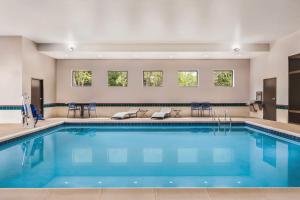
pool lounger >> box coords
[111,108,140,119]
[151,107,172,119]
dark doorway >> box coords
[289,54,300,124]
[31,79,44,117]
[263,78,277,121]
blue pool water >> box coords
[1,123,300,188]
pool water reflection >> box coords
[0,124,300,188]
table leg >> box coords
[80,105,84,118]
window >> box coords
[108,71,128,87]
[72,71,92,87]
[214,70,234,87]
[178,71,198,87]
[143,71,163,87]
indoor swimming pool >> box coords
[0,123,300,188]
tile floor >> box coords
[1,188,300,200]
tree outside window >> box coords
[108,71,128,87]
[178,71,198,87]
[214,70,234,87]
[143,71,163,87]
[72,71,92,87]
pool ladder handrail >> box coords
[213,110,231,134]
[214,110,232,134]
[224,110,232,129]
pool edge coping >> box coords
[0,121,65,143]
[0,119,299,144]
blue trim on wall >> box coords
[276,105,288,110]
[0,102,248,110]
[0,105,22,110]
[43,103,57,108]
[53,102,248,107]
[0,103,289,110]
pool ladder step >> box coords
[213,110,232,134]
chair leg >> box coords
[67,109,69,118]
[73,110,75,118]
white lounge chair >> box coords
[111,108,140,119]
[151,107,172,119]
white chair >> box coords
[111,108,140,119]
[151,107,172,119]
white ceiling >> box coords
[0,0,299,59]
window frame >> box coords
[71,70,93,87]
[213,70,234,87]
[143,70,164,87]
[107,71,129,87]
[177,70,199,87]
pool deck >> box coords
[1,188,300,200]
[1,117,300,200]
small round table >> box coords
[139,109,149,118]
[172,109,181,118]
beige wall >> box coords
[21,38,56,118]
[56,59,250,104]
[0,37,22,104]
[249,30,300,123]
[0,36,56,123]
[0,37,23,123]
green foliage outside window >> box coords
[214,70,233,87]
[72,71,92,86]
[108,71,128,87]
[178,71,198,87]
[143,71,163,87]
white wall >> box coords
[0,36,56,123]
[21,38,56,118]
[250,30,300,123]
[0,37,23,123]
[56,59,250,103]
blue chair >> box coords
[201,102,212,117]
[67,103,80,118]
[85,103,97,118]
[22,104,43,127]
[191,102,201,117]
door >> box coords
[263,78,277,121]
[289,55,300,124]
[31,79,44,117]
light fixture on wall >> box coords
[67,44,76,52]
[232,44,241,53]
